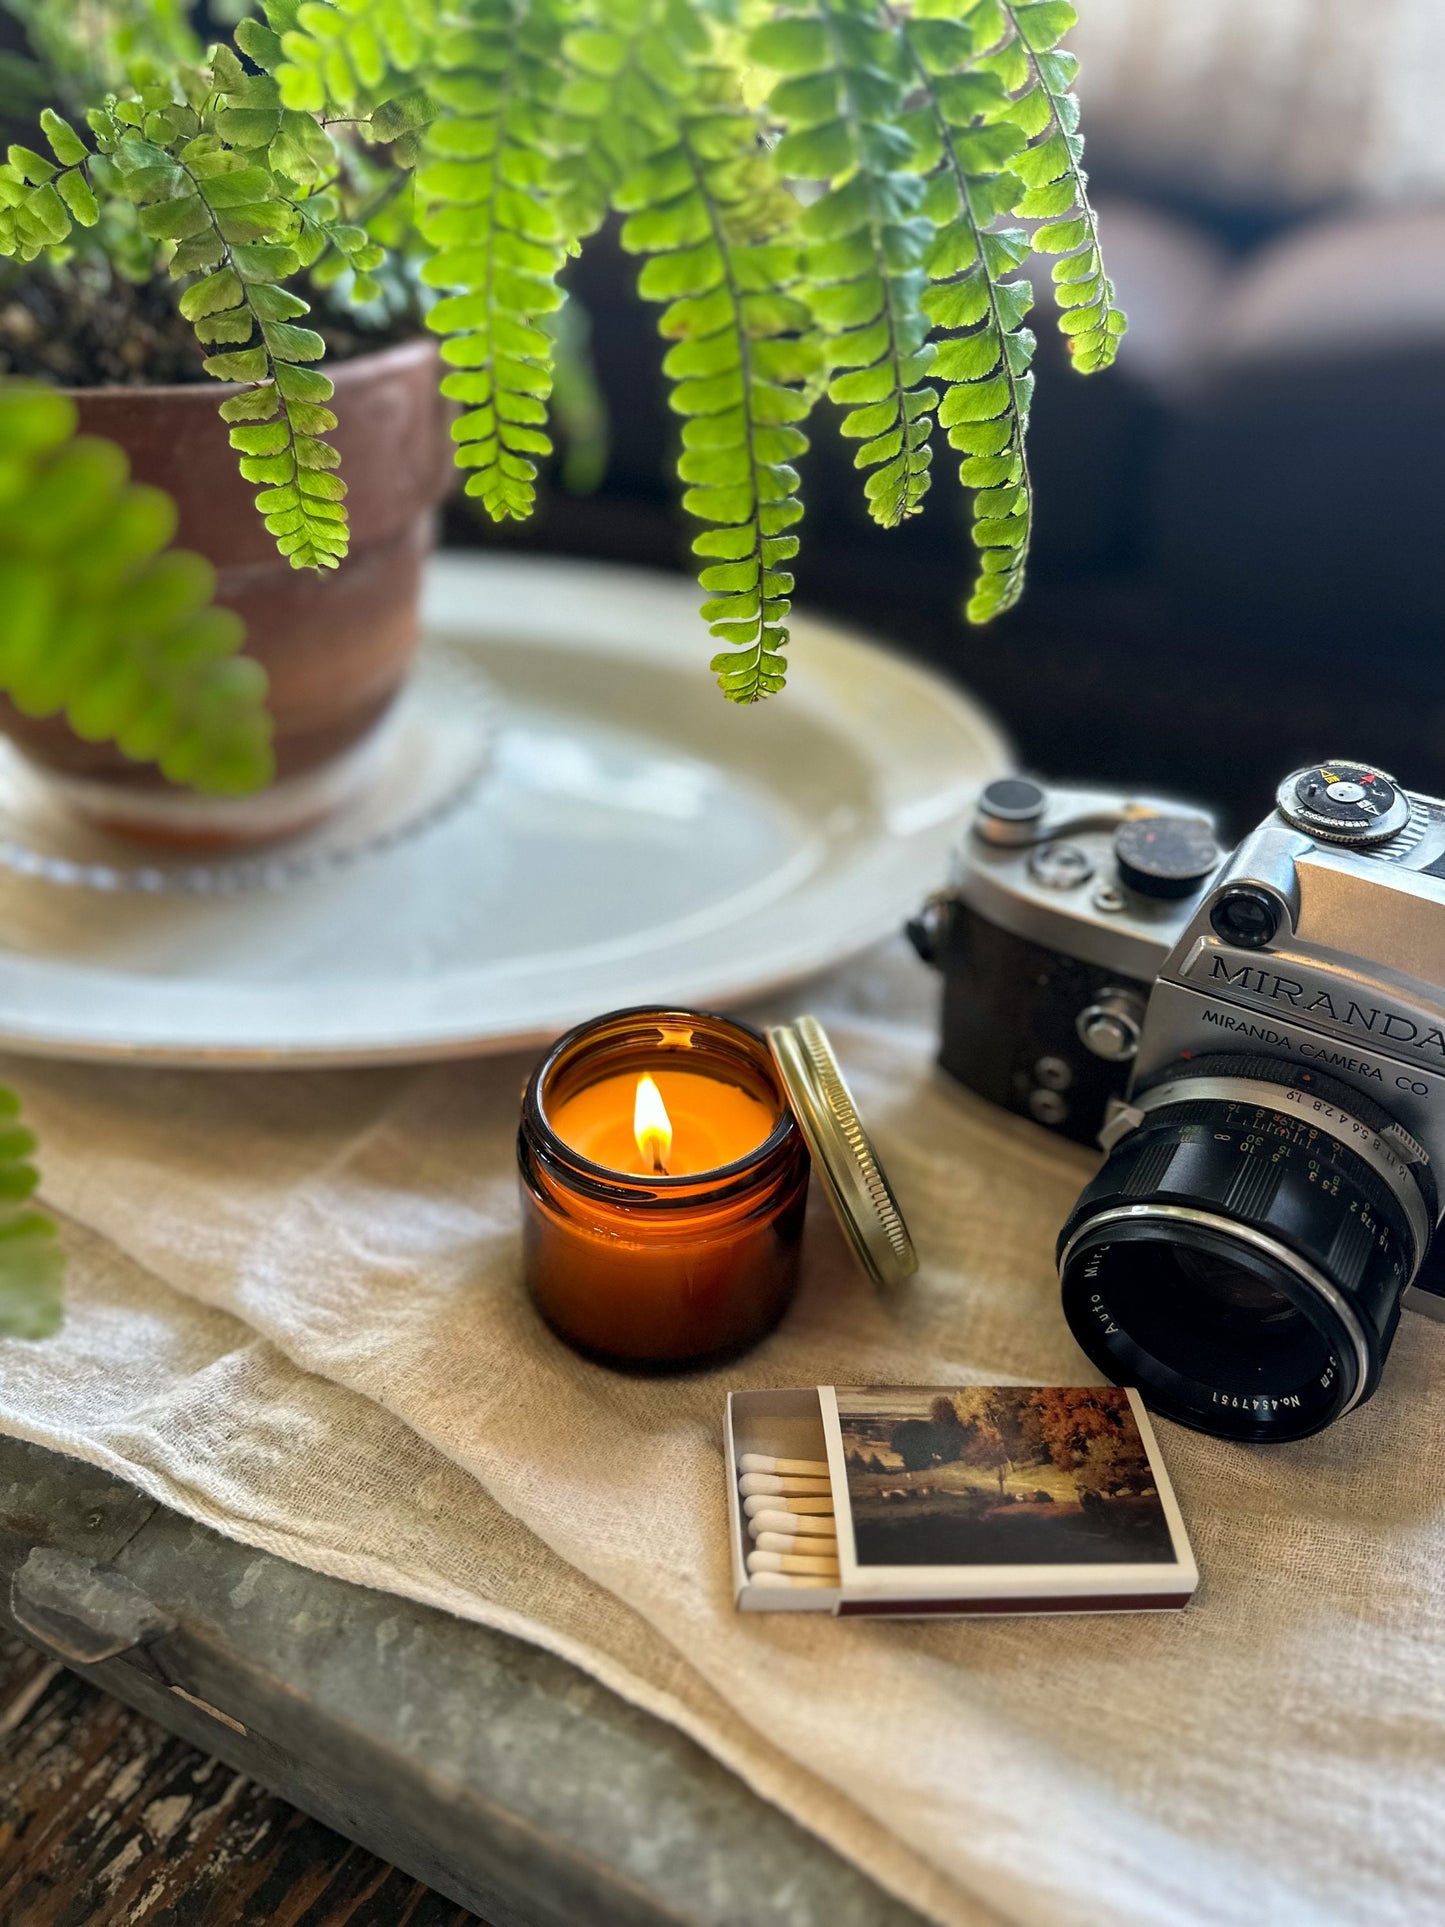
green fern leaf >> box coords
[11,54,354,572]
[903,0,1034,622]
[620,72,819,700]
[995,1,1125,373]
[272,0,440,115]
[0,110,103,261]
[0,1085,62,1341]
[752,0,936,530]
[76,58,355,572]
[0,383,274,796]
[417,0,574,522]
[553,0,709,240]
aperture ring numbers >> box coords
[1129,1076,1432,1272]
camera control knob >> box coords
[905,892,949,968]
[975,776,1047,846]
[1029,841,1094,889]
[1113,814,1221,900]
[1076,987,1146,1062]
[1276,761,1410,845]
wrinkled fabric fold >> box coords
[1,940,1441,1927]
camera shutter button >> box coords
[976,777,1047,846]
[1076,988,1146,1062]
[979,776,1046,821]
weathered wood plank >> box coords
[0,1630,483,1926]
[0,1436,926,1927]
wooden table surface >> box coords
[0,1630,484,1927]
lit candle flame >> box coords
[634,1075,673,1175]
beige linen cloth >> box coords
[2,939,1444,1927]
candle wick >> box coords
[651,1150,668,1176]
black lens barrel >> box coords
[1058,1058,1426,1441]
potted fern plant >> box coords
[0,0,1123,1334]
[2,0,1120,716]
[0,0,453,843]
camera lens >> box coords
[1058,1056,1433,1440]
[1209,887,1281,949]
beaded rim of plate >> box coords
[0,640,494,895]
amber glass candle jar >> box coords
[518,1008,811,1368]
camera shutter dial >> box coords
[1276,761,1410,845]
[1112,814,1221,899]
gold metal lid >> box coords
[767,1014,918,1294]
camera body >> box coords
[912,764,1445,1440]
[908,776,1227,1146]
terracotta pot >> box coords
[0,337,455,844]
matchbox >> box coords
[726,1385,1198,1617]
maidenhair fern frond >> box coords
[2,0,1126,699]
[618,70,820,700]
[0,111,100,259]
[416,0,573,521]
[554,0,708,239]
[271,0,440,116]
[0,383,274,794]
[903,0,1035,621]
[1,56,352,570]
[751,4,937,532]
[995,0,1125,372]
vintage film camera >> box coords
[910,762,1445,1443]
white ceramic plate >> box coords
[0,554,1010,1066]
